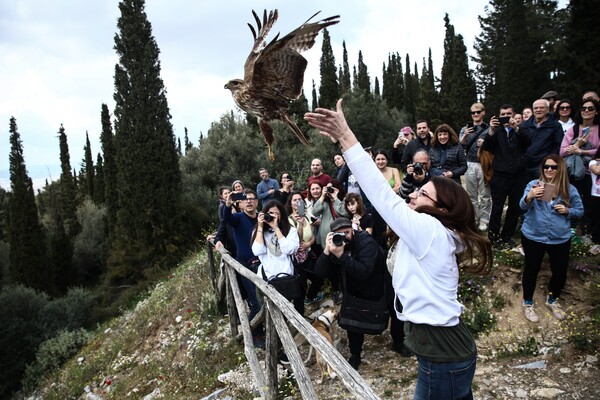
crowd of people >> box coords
[211,89,599,399]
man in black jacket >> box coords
[482,104,532,248]
[316,218,405,370]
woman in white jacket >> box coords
[306,100,492,400]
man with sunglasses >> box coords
[521,99,564,180]
[482,104,532,249]
[460,103,491,231]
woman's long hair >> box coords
[539,154,571,207]
[251,200,291,244]
[285,190,304,215]
[344,192,366,216]
[415,176,492,274]
[575,98,600,125]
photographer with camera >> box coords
[399,150,431,202]
[315,217,387,371]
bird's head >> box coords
[224,79,245,93]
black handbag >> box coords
[262,269,301,300]
[338,271,389,334]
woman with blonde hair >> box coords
[519,154,584,323]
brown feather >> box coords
[225,9,339,159]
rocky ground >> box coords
[217,262,600,399]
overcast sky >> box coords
[1,0,517,190]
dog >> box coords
[304,305,338,383]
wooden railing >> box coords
[207,241,380,399]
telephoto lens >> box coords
[332,232,346,246]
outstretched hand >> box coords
[304,99,359,151]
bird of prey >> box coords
[225,9,339,161]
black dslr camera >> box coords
[413,162,424,176]
[332,232,348,246]
[263,212,273,222]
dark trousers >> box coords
[489,173,528,240]
[590,195,600,243]
[571,174,593,233]
[521,234,571,301]
[347,330,365,357]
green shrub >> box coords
[41,287,95,334]
[0,285,49,398]
[22,328,92,392]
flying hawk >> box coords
[225,9,340,161]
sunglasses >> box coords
[559,106,571,110]
[543,164,559,170]
[470,110,483,115]
[581,106,596,112]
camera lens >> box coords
[413,162,424,175]
[263,213,272,222]
[327,187,334,193]
[332,233,346,246]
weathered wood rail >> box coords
[206,240,380,399]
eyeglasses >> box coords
[581,106,596,112]
[559,106,571,110]
[245,197,258,201]
[417,187,438,205]
[543,164,559,170]
[470,110,483,115]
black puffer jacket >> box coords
[315,230,385,301]
[429,143,467,183]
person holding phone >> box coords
[519,155,583,323]
[482,104,532,249]
[286,191,324,308]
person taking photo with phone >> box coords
[519,155,583,323]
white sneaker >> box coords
[523,304,539,323]
[545,299,566,320]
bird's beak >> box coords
[224,83,228,89]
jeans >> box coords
[414,355,476,400]
[465,162,491,223]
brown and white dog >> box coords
[304,306,338,383]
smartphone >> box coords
[297,200,305,217]
[498,116,510,125]
[231,192,246,201]
[541,182,557,202]
[310,216,318,223]
[582,126,591,136]
[466,122,474,129]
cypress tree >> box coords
[113,0,182,273]
[416,49,441,126]
[58,124,80,237]
[100,103,118,240]
[311,80,318,111]
[184,127,193,154]
[374,77,380,97]
[83,132,94,199]
[94,153,105,204]
[340,41,351,94]
[404,54,416,123]
[8,117,48,291]
[439,14,477,130]
[318,29,339,108]
[356,51,371,95]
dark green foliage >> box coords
[112,0,183,279]
[318,29,339,108]
[382,53,405,112]
[94,153,105,204]
[57,124,80,238]
[374,76,380,97]
[100,103,117,239]
[47,215,74,294]
[356,50,371,95]
[184,127,193,154]
[7,117,48,291]
[0,285,49,397]
[311,80,318,111]
[474,0,558,113]
[552,1,600,100]
[340,41,352,94]
[0,285,95,397]
[83,132,94,200]
[22,328,92,392]
[439,14,477,131]
[416,49,442,126]
[403,54,417,123]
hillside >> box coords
[24,246,600,399]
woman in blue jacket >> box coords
[519,154,584,323]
